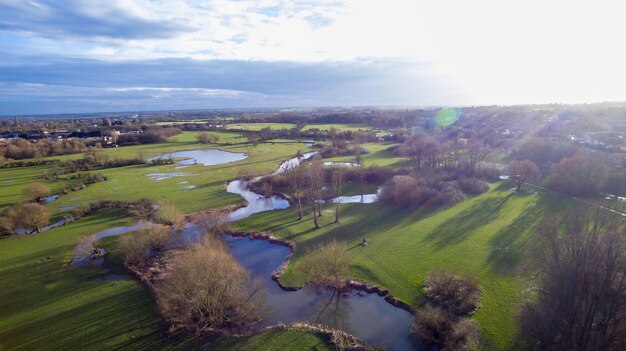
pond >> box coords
[224,235,415,351]
[148,149,247,166]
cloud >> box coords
[0,0,192,40]
[0,58,462,115]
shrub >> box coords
[410,306,479,351]
[457,177,489,194]
[154,202,184,228]
[155,238,263,335]
[423,272,481,316]
[118,223,170,266]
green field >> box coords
[225,122,297,131]
[0,209,330,351]
[0,128,568,350]
[324,142,408,168]
[301,123,372,132]
[234,185,570,349]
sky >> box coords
[1,0,625,115]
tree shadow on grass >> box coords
[486,194,570,275]
[425,193,515,250]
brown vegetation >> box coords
[410,306,479,351]
[519,207,626,350]
[423,272,481,316]
[119,223,171,266]
[154,237,264,335]
[23,182,51,203]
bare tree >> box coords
[331,168,344,223]
[155,237,264,335]
[285,164,305,220]
[23,182,51,203]
[197,131,209,144]
[11,203,51,233]
[507,159,541,191]
[299,239,351,290]
[306,156,324,228]
[519,207,626,351]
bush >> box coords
[411,306,479,351]
[423,272,481,316]
[457,177,490,194]
[154,202,184,228]
[118,223,170,266]
[155,238,263,335]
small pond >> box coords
[148,149,247,166]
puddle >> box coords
[147,173,190,181]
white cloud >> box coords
[2,0,626,106]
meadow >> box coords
[234,185,571,350]
[0,128,567,350]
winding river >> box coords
[75,149,413,350]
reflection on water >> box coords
[224,236,414,351]
[148,149,247,166]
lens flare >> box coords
[435,108,460,127]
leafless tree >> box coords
[519,207,626,350]
[299,239,351,290]
[331,168,344,223]
[23,182,51,203]
[155,237,264,335]
[507,159,541,191]
[285,164,306,220]
[306,156,324,228]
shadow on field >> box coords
[425,193,514,249]
[486,194,569,275]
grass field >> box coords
[301,123,372,132]
[225,122,297,131]
[234,185,571,349]
[1,132,312,216]
[0,209,330,351]
[324,142,408,168]
[0,128,569,350]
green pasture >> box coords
[301,123,372,132]
[234,185,571,349]
[225,123,297,131]
[0,208,329,351]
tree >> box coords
[545,153,609,196]
[119,223,170,266]
[305,157,324,228]
[299,239,351,290]
[11,203,51,233]
[507,159,541,191]
[285,164,305,220]
[519,207,626,350]
[198,132,218,144]
[331,168,344,223]
[197,131,209,144]
[155,238,264,335]
[24,182,51,203]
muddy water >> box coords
[224,235,415,351]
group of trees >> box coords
[1,138,88,160]
[197,132,219,144]
[519,207,626,350]
[0,182,53,235]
